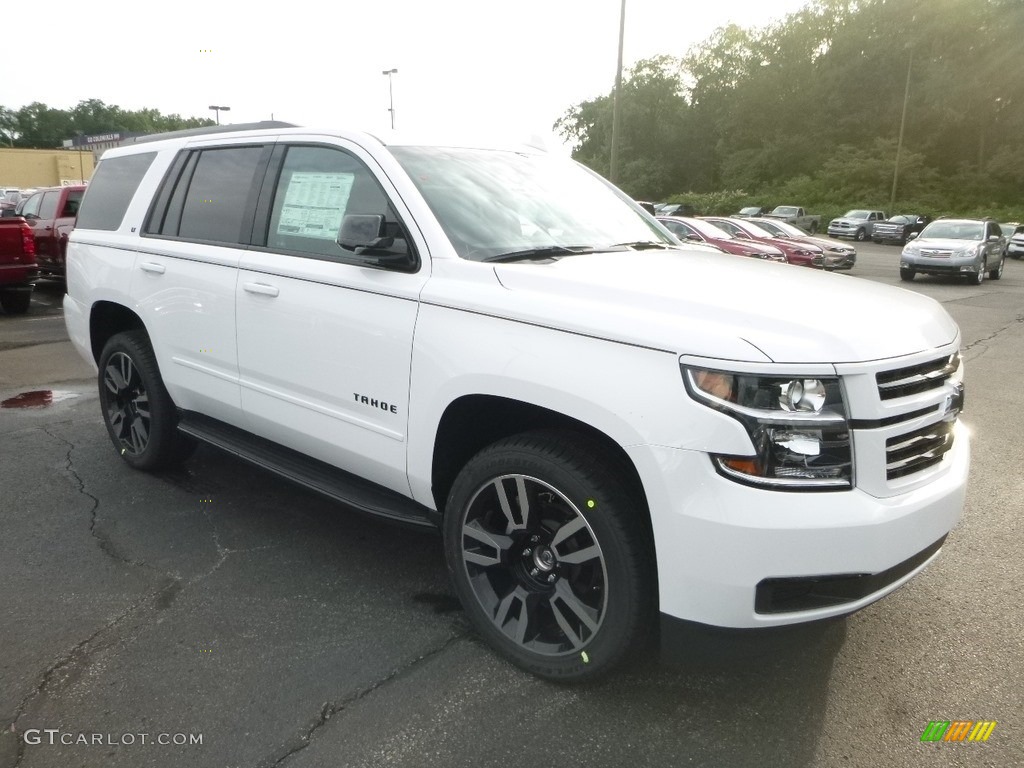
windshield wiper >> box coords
[482,245,597,263]
[609,241,673,250]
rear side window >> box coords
[145,146,268,245]
[177,147,265,243]
[77,153,156,230]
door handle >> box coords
[243,282,280,297]
[139,262,166,274]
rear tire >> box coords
[443,430,655,681]
[0,290,31,314]
[97,330,195,470]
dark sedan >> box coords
[872,214,931,245]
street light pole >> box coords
[609,0,626,184]
[208,105,231,125]
[889,49,912,214]
[382,69,398,129]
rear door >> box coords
[235,137,429,495]
[136,139,273,424]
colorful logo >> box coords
[920,721,996,742]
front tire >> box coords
[969,258,986,286]
[97,330,194,470]
[899,268,916,282]
[443,431,655,681]
[854,228,867,242]
[989,256,1004,280]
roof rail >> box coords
[131,121,298,144]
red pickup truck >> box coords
[16,185,85,280]
[0,217,39,314]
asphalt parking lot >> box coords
[2,243,1022,768]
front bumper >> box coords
[901,253,983,276]
[827,223,864,239]
[627,422,968,628]
[1008,242,1024,258]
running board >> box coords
[177,411,438,529]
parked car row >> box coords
[656,214,855,271]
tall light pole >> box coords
[889,49,912,214]
[609,0,626,183]
[208,105,230,125]
[382,69,398,129]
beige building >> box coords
[0,148,94,188]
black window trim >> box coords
[247,141,421,274]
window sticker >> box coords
[277,172,354,240]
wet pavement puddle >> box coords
[1,390,81,409]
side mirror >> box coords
[907,232,919,241]
[337,214,395,252]
[987,234,999,242]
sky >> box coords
[5,0,809,151]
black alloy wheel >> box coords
[98,331,194,470]
[444,431,654,681]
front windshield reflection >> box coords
[390,146,670,261]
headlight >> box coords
[903,244,920,256]
[683,367,852,490]
[954,245,980,259]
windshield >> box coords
[389,146,670,261]
[919,221,984,241]
[888,215,913,223]
[844,210,871,219]
[731,220,774,238]
[755,219,803,238]
[684,218,733,239]
[773,206,798,215]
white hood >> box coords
[483,249,957,364]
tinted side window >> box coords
[77,152,157,230]
[261,145,416,271]
[39,191,61,220]
[177,147,265,244]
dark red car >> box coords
[658,216,787,262]
[17,185,85,280]
[702,216,825,268]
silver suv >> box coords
[900,219,1006,285]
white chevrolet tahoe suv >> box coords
[65,123,969,680]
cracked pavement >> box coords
[1,253,1023,768]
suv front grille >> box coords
[886,420,954,480]
[876,353,959,400]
